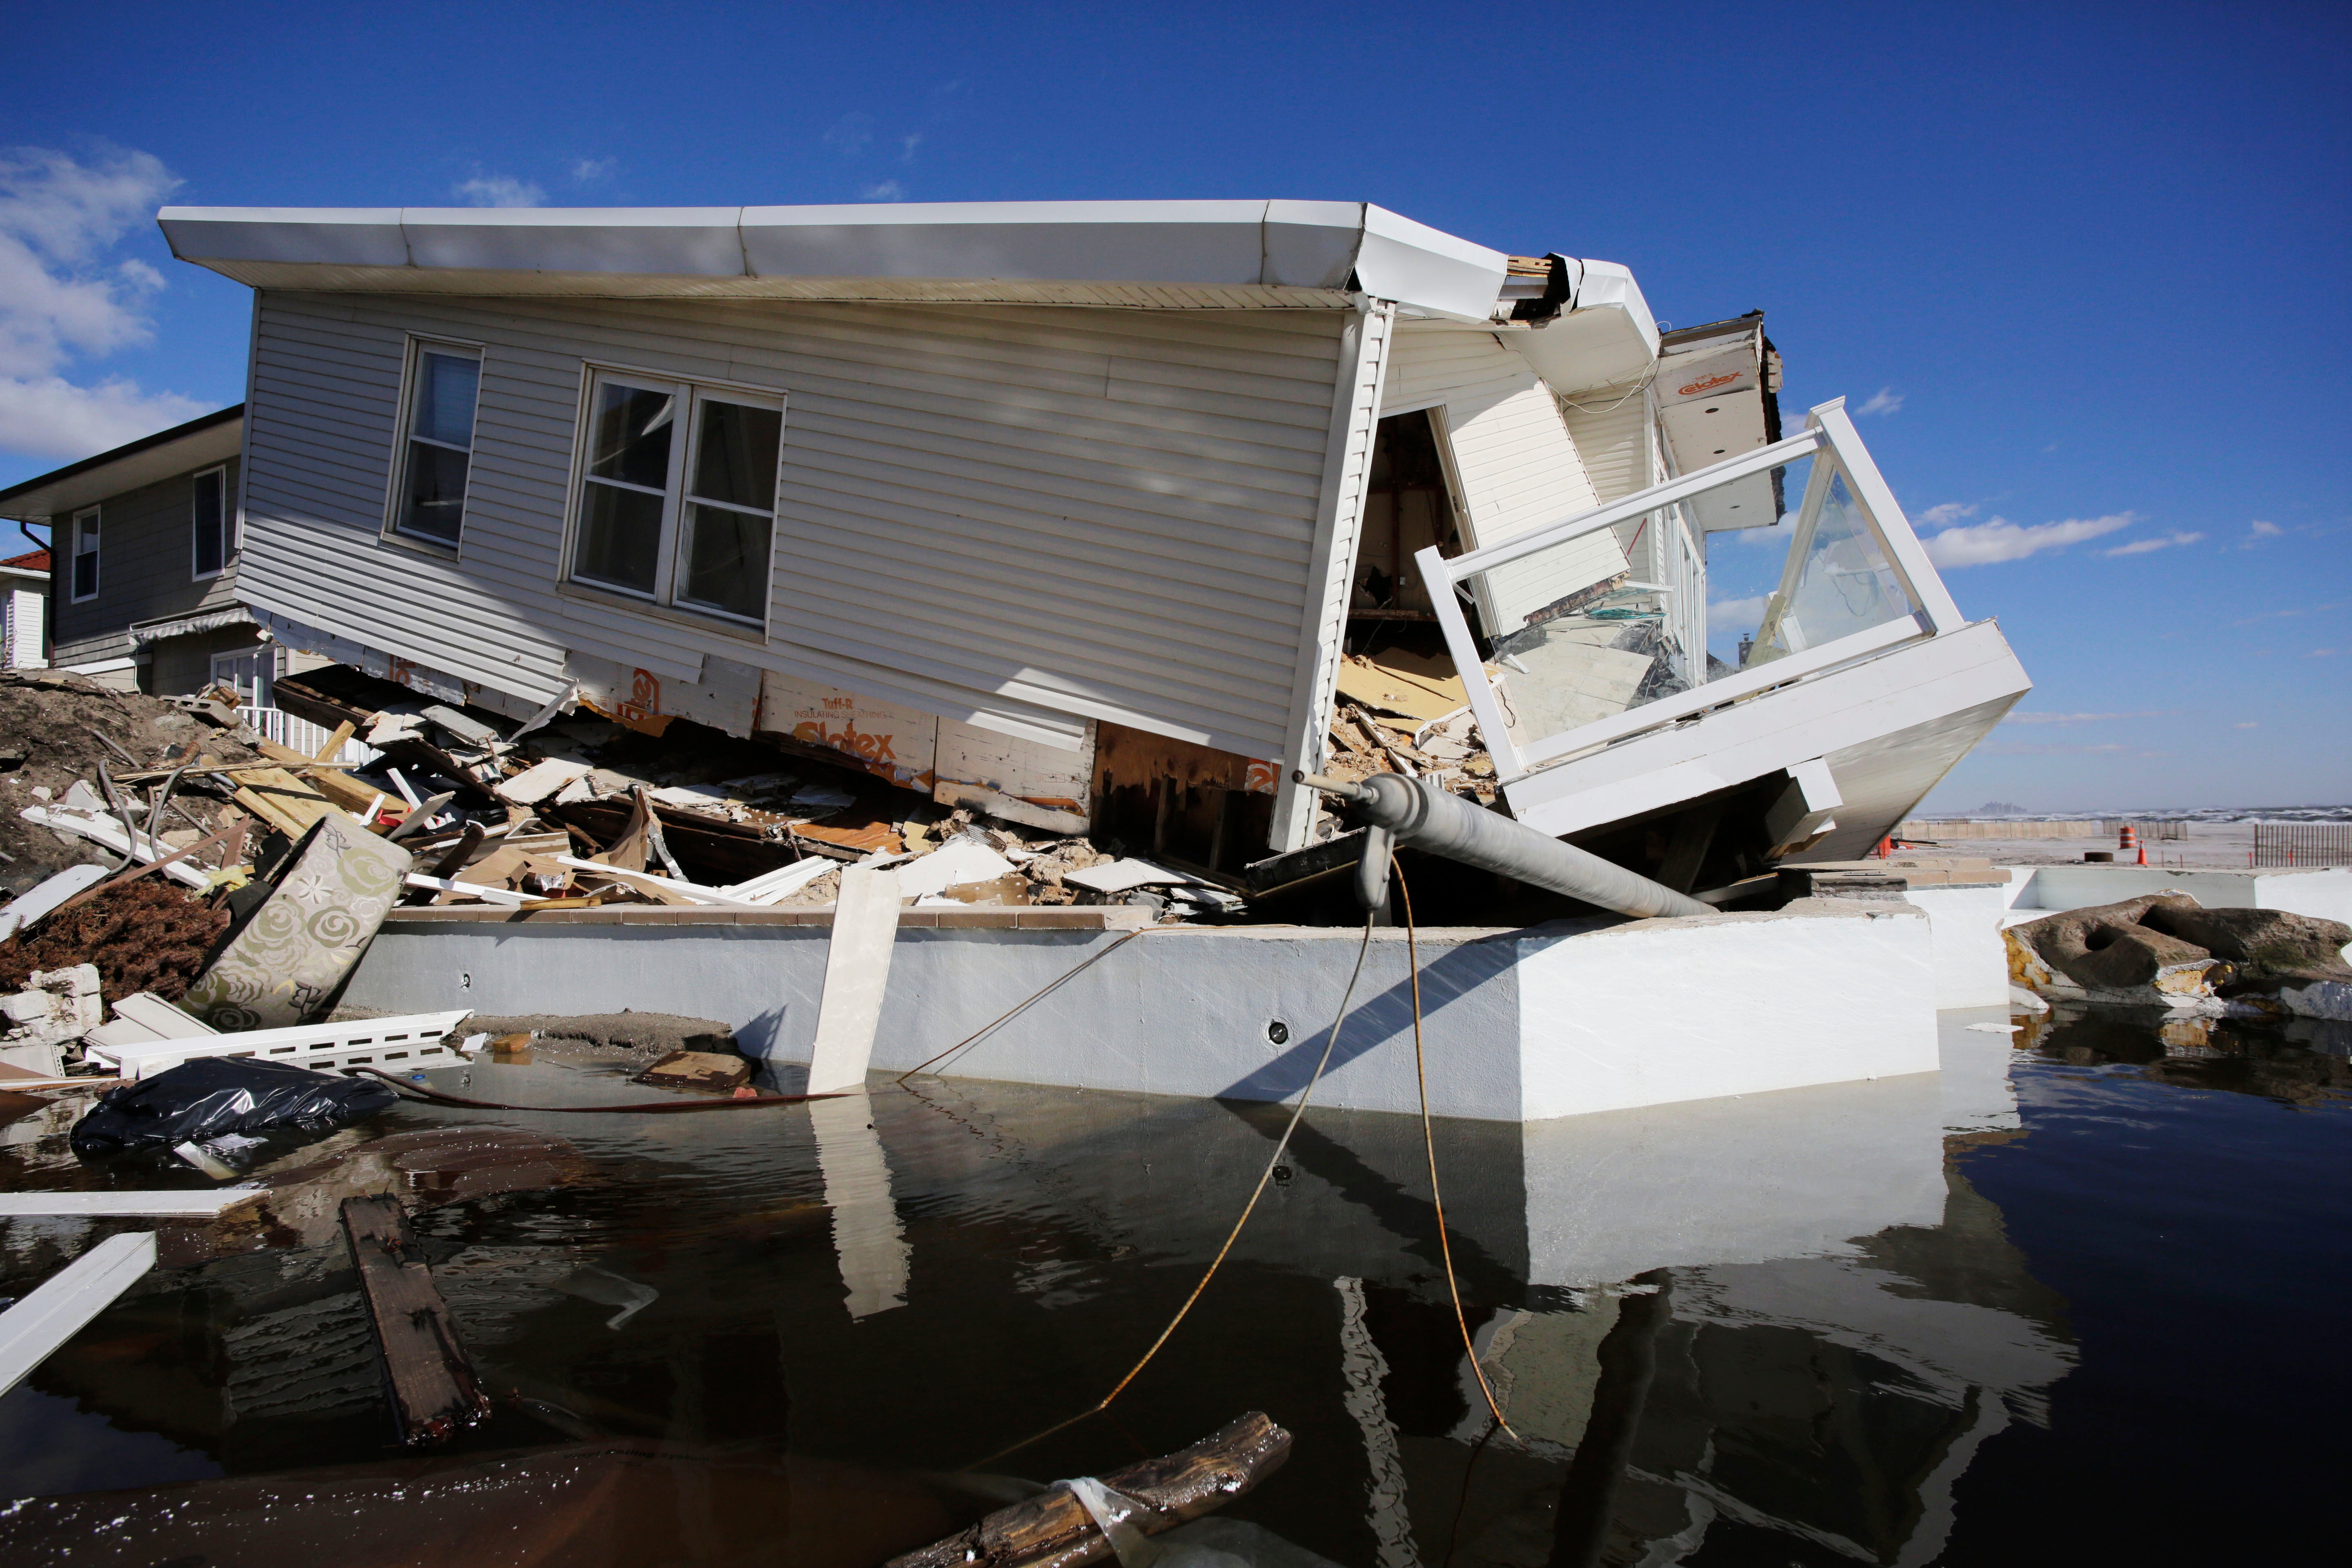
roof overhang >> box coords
[1507,260,1662,396]
[0,405,244,524]
[158,200,1518,323]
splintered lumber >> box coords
[884,1412,1293,1568]
[339,1195,492,1446]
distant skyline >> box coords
[1,2,2342,809]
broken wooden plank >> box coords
[884,1412,1293,1568]
[340,1194,492,1446]
[805,864,902,1094]
[633,1051,752,1091]
[0,1232,157,1398]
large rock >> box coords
[2007,893,2352,1019]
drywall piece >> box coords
[548,857,761,909]
[808,1094,910,1319]
[1065,858,1194,895]
[0,1188,265,1218]
[0,1232,157,1397]
[804,865,902,1094]
[721,857,836,905]
[493,759,592,806]
[0,864,110,942]
[891,840,1016,902]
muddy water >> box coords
[1,1007,2345,1564]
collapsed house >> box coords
[154,200,2029,897]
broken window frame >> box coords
[384,336,484,552]
[69,506,99,602]
[561,363,786,633]
[190,464,229,581]
[1414,397,1965,784]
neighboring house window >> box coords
[210,647,276,708]
[568,369,782,626]
[391,339,483,546]
[70,508,99,601]
[192,465,228,579]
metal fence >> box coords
[2252,822,2352,867]
[2102,819,2188,841]
[239,706,381,768]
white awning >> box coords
[127,606,255,647]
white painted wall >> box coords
[345,903,1948,1123]
[1514,904,1938,1119]
[2005,864,2352,927]
[1903,883,2014,1009]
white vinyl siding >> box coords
[1383,323,1625,637]
[240,292,1348,757]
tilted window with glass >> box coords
[391,340,482,547]
[567,370,783,626]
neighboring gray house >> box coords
[0,405,301,699]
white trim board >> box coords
[0,1188,265,1218]
[0,1233,157,1398]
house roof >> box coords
[2,548,48,573]
[158,200,1546,324]
[0,405,244,524]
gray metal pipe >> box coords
[1298,772,1713,921]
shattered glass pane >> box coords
[588,382,675,489]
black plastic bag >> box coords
[71,1056,397,1159]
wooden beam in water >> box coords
[339,1194,491,1446]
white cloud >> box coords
[0,374,207,459]
[1914,502,1977,529]
[2311,648,2339,658]
[2243,519,2282,547]
[453,174,545,208]
[900,133,923,161]
[2001,710,2172,725]
[2104,530,2204,557]
[1708,594,1767,631]
[0,144,212,461]
[825,113,875,156]
[1921,511,2134,568]
[2235,722,2258,729]
[861,180,905,202]
[1856,387,1903,416]
[570,158,615,183]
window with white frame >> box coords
[567,369,783,625]
[191,465,228,579]
[69,508,99,601]
[390,339,482,546]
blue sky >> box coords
[1,2,2343,809]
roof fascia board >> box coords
[159,200,1511,319]
[0,406,245,523]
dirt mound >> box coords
[0,878,230,1003]
[0,669,260,899]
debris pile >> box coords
[1321,649,1499,801]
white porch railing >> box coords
[238,706,381,767]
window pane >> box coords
[575,480,665,593]
[677,503,771,620]
[73,522,97,598]
[691,401,782,509]
[412,352,479,449]
[1746,472,1912,668]
[401,441,470,543]
[193,471,225,576]
[588,382,675,489]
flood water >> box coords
[2,1004,2345,1565]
